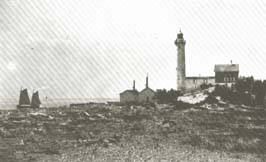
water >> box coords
[0,98,119,110]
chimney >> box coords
[133,80,135,90]
[146,73,149,88]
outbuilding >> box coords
[120,75,156,104]
[120,80,139,103]
[138,75,155,103]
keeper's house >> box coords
[214,64,239,84]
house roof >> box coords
[140,87,155,93]
[120,90,139,95]
[214,64,239,72]
[186,76,215,79]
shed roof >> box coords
[140,87,155,93]
[120,90,139,95]
[214,64,239,72]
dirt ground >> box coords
[0,102,265,162]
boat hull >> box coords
[17,105,32,109]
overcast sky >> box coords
[0,0,266,105]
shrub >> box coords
[213,76,266,106]
[154,89,182,104]
[200,83,213,90]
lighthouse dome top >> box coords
[177,30,183,39]
[175,30,185,46]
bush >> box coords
[203,94,219,104]
[213,76,266,106]
[154,89,182,104]
[200,83,213,90]
[174,101,193,110]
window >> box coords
[224,77,229,82]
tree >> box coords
[154,89,167,104]
[200,83,213,90]
[155,89,181,104]
[168,89,181,103]
[213,76,266,106]
[253,80,266,105]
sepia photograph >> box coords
[0,0,266,161]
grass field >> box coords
[0,102,265,162]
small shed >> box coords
[120,80,139,103]
[138,88,155,103]
[138,74,155,103]
[120,90,139,103]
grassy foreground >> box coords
[0,102,265,162]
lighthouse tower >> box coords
[175,30,186,92]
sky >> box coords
[0,0,266,107]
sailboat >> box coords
[31,91,41,108]
[17,88,31,109]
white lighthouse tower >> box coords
[175,30,186,92]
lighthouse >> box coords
[175,30,186,92]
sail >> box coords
[31,91,41,108]
[18,89,31,105]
